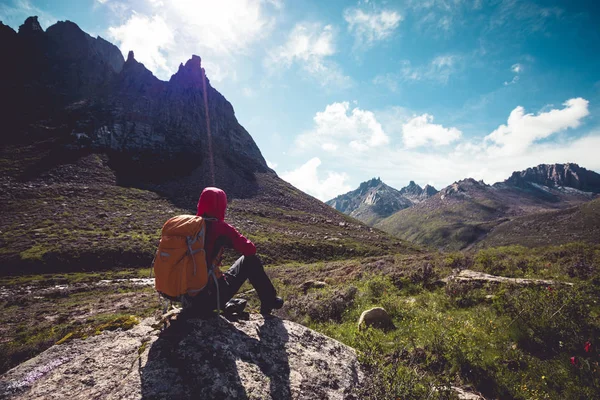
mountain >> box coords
[326,178,414,225]
[399,181,439,204]
[375,164,600,250]
[1,16,270,204]
[504,163,600,192]
[0,17,418,273]
[326,178,437,225]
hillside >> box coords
[326,178,436,225]
[477,197,600,248]
[375,166,600,250]
[0,17,417,274]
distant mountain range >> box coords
[328,163,600,250]
[326,178,437,225]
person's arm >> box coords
[223,223,256,256]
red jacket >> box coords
[196,187,256,274]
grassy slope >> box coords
[477,198,600,249]
[267,244,600,399]
[0,141,419,274]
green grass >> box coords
[273,244,600,399]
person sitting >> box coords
[189,186,283,315]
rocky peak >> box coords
[127,50,135,62]
[505,163,600,193]
[400,180,422,195]
[18,16,43,35]
[169,54,205,88]
[422,184,439,197]
[358,177,382,192]
[399,180,438,203]
[0,21,17,37]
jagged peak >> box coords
[400,180,423,195]
[359,177,382,188]
[505,162,600,193]
[455,177,487,186]
[0,21,17,35]
[127,50,135,62]
[185,54,202,69]
[170,54,206,88]
[423,184,438,195]
[19,16,43,35]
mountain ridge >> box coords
[375,163,600,250]
[326,178,437,225]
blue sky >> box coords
[2,0,600,200]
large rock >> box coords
[0,315,363,399]
[358,307,394,331]
[444,269,574,287]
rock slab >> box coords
[0,315,363,400]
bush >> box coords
[289,286,358,323]
[495,286,596,356]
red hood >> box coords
[196,187,227,221]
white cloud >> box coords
[296,102,389,153]
[484,98,590,156]
[322,143,338,152]
[108,14,174,74]
[281,158,351,201]
[504,75,519,86]
[266,22,351,88]
[372,73,399,92]
[343,8,402,49]
[402,114,462,148]
[511,63,523,73]
[372,54,461,90]
[504,63,524,85]
[107,0,278,81]
[266,159,278,169]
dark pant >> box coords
[189,255,276,312]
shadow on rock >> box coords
[140,315,290,399]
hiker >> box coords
[189,186,283,315]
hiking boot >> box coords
[224,298,247,315]
[260,296,284,315]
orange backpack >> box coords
[153,215,216,300]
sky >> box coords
[2,0,600,201]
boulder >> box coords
[358,307,394,331]
[0,314,363,399]
[443,269,574,287]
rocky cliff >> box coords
[0,16,269,205]
[0,315,363,400]
[503,163,600,193]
